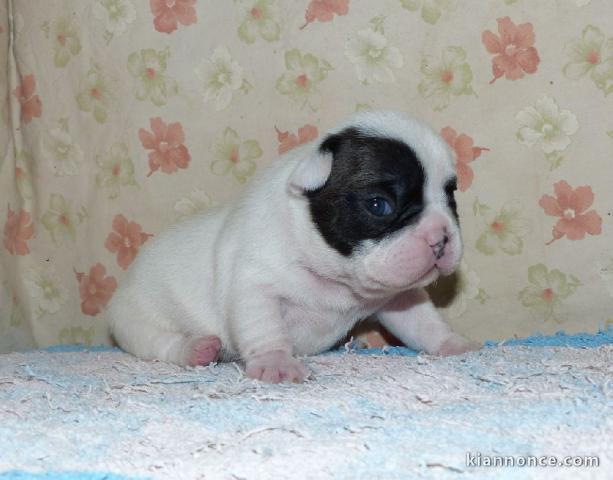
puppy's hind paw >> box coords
[436,334,481,356]
[185,335,222,366]
[246,350,309,384]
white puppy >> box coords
[108,110,478,383]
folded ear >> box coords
[288,150,333,194]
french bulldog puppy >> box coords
[108,110,478,383]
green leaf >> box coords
[10,303,24,327]
[320,59,333,71]
[240,79,252,94]
[472,198,490,216]
[78,206,89,221]
[475,232,497,255]
[421,3,442,24]
[237,20,256,44]
[399,0,420,12]
[284,49,301,70]
[355,103,372,112]
[476,288,489,304]
[93,105,107,124]
[546,152,564,170]
[369,15,385,33]
[54,49,70,68]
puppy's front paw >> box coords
[246,350,309,384]
[435,334,481,356]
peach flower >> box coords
[275,124,319,154]
[150,0,197,34]
[300,0,349,29]
[539,180,602,245]
[74,263,117,316]
[105,214,153,270]
[3,206,34,255]
[139,117,191,176]
[440,127,489,192]
[482,17,540,84]
[12,74,42,124]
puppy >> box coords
[107,110,478,383]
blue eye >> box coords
[365,197,393,216]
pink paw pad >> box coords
[437,336,481,356]
[186,335,222,366]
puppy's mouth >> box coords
[364,263,440,293]
[413,265,440,286]
[433,259,458,277]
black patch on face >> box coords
[444,177,458,222]
[305,127,426,256]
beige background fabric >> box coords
[1,0,612,353]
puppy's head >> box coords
[290,110,461,294]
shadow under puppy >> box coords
[107,110,479,383]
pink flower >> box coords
[12,74,42,124]
[440,127,489,192]
[74,263,117,316]
[150,0,197,34]
[482,17,540,84]
[539,180,602,245]
[3,206,34,255]
[300,0,349,30]
[105,214,153,270]
[139,117,191,177]
[275,124,319,154]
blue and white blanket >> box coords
[0,331,611,480]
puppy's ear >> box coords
[288,149,332,194]
[289,133,344,194]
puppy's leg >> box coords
[377,288,480,355]
[109,308,221,366]
[229,294,309,384]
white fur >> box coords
[107,110,477,383]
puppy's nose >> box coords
[430,234,449,260]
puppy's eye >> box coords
[365,197,393,216]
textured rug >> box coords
[0,332,611,480]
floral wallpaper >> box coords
[1,0,612,353]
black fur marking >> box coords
[444,177,458,222]
[306,127,425,256]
